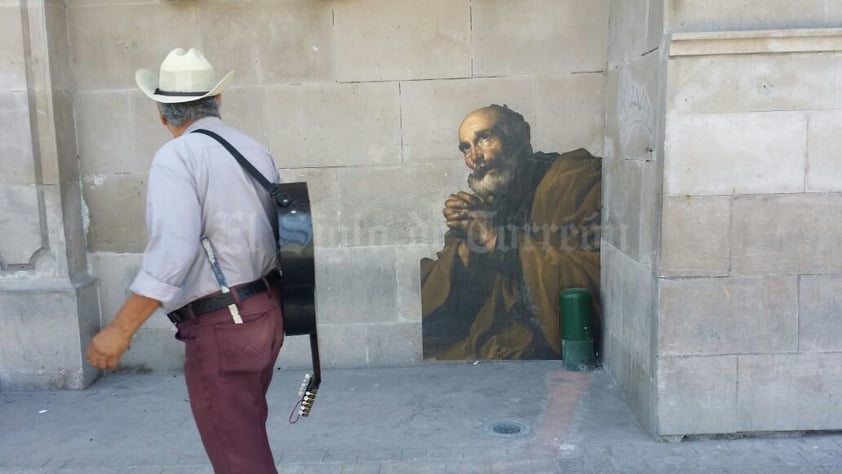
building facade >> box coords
[1,0,841,437]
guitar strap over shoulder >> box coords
[191,128,293,209]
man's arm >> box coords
[86,293,161,371]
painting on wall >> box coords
[420,104,602,360]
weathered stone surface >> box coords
[603,158,641,259]
[337,163,467,247]
[628,358,658,437]
[397,244,439,324]
[274,330,317,370]
[659,277,798,356]
[660,196,730,277]
[622,260,656,372]
[67,0,150,5]
[0,4,27,91]
[399,77,534,164]
[601,242,658,436]
[367,322,422,367]
[605,51,660,162]
[0,92,35,186]
[43,1,73,92]
[600,243,624,340]
[198,0,333,85]
[60,180,90,279]
[603,241,656,371]
[602,332,622,382]
[75,91,135,175]
[647,0,666,52]
[119,327,183,372]
[264,82,401,168]
[82,172,148,253]
[333,0,470,82]
[0,278,99,390]
[732,194,842,274]
[89,252,173,331]
[604,332,658,436]
[53,90,81,186]
[666,0,830,32]
[608,0,662,67]
[738,353,842,431]
[74,276,100,386]
[28,91,59,186]
[129,90,171,166]
[314,247,397,325]
[831,2,842,24]
[0,185,44,267]
[602,156,659,272]
[533,73,606,158]
[668,53,842,113]
[68,3,200,90]
[664,112,806,196]
[806,109,842,193]
[0,0,104,391]
[214,87,269,146]
[670,29,842,58]
[301,324,368,370]
[798,274,842,352]
[667,55,749,114]
[657,355,738,435]
[638,161,660,270]
[472,0,608,76]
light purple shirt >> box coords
[131,116,280,312]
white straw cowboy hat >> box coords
[135,48,234,104]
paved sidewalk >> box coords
[1,361,841,473]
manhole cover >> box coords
[485,420,530,438]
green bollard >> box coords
[560,288,596,372]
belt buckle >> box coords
[167,308,188,325]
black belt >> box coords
[167,272,281,325]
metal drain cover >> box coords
[485,420,530,438]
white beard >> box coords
[467,167,514,202]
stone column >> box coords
[657,27,842,437]
[0,0,100,389]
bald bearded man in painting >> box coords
[421,104,601,360]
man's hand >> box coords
[443,191,498,264]
[87,326,132,371]
[85,292,162,371]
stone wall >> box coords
[656,0,842,437]
[0,1,99,389]
[666,0,842,32]
[68,0,609,371]
[602,0,664,436]
[605,0,842,437]
[658,28,842,436]
[5,0,839,440]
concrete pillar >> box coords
[0,0,100,390]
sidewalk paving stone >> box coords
[2,361,842,473]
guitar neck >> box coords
[309,332,322,388]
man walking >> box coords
[86,48,284,473]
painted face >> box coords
[458,109,504,174]
[458,109,515,200]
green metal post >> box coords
[559,288,596,372]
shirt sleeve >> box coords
[130,161,202,306]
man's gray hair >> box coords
[158,95,220,128]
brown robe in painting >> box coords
[421,148,601,360]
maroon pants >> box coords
[175,286,284,474]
